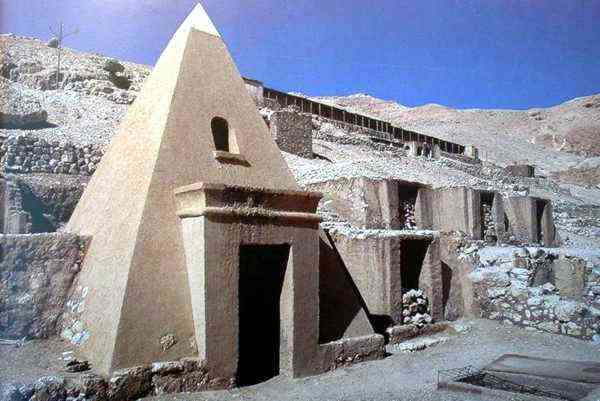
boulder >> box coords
[46,37,59,48]
[0,78,48,128]
[103,58,125,74]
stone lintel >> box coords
[174,182,322,224]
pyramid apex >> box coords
[177,3,221,38]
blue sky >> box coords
[3,0,600,109]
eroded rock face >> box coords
[0,78,48,128]
[0,233,85,339]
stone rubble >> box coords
[402,289,433,327]
[0,357,234,401]
[469,246,600,340]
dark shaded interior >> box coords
[318,234,373,342]
[535,199,546,243]
[441,262,453,318]
[400,239,429,291]
[211,116,229,152]
[397,185,420,229]
[18,182,56,233]
[237,244,289,386]
[480,191,495,239]
[441,261,464,320]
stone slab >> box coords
[485,354,600,384]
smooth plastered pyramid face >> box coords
[65,2,298,374]
[178,3,221,37]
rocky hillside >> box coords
[315,93,600,178]
[317,93,600,157]
[312,93,410,122]
[0,34,150,146]
[0,33,149,104]
[1,33,599,185]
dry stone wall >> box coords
[0,233,86,339]
[0,135,103,175]
[470,246,600,340]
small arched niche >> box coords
[210,116,246,165]
[211,117,231,152]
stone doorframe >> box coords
[174,182,322,380]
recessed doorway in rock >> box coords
[237,244,289,386]
[480,191,495,240]
[535,199,546,244]
[397,184,420,229]
[400,239,430,293]
[211,116,239,153]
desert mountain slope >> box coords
[312,93,410,122]
[1,33,598,179]
[315,93,600,174]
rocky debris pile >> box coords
[288,114,532,199]
[0,358,234,401]
[0,77,48,128]
[470,246,600,340]
[402,289,433,326]
[400,201,416,229]
[481,203,496,242]
[312,118,397,152]
[554,202,600,242]
[1,135,103,175]
[1,34,148,105]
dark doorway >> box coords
[480,192,495,240]
[237,244,289,386]
[400,239,429,291]
[535,200,546,244]
[441,263,453,318]
[398,185,419,229]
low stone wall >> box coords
[0,233,86,339]
[471,247,600,340]
[0,135,103,175]
[316,334,385,374]
[0,358,233,401]
[385,322,449,345]
[268,108,313,159]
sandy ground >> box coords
[145,319,600,401]
[0,337,78,385]
[2,320,599,400]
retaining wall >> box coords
[0,135,103,176]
